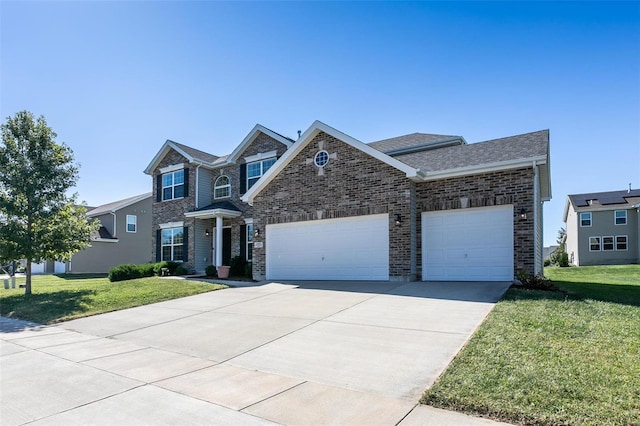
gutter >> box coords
[110,212,117,238]
[419,155,548,181]
[383,137,466,157]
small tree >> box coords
[0,111,99,294]
[550,227,569,267]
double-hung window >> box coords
[615,210,627,225]
[214,175,231,199]
[247,158,276,190]
[126,215,137,233]
[589,236,601,251]
[162,169,185,201]
[161,227,184,261]
[580,212,592,227]
[602,236,614,251]
[616,236,628,250]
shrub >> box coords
[175,265,189,276]
[153,261,180,276]
[544,258,551,267]
[109,263,153,282]
[205,265,217,277]
[558,251,569,267]
[230,256,246,277]
[516,270,557,291]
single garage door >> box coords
[422,205,513,281]
[266,214,389,280]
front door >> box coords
[212,227,233,266]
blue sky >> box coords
[2,1,639,246]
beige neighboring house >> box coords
[67,193,152,273]
[564,189,640,266]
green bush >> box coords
[558,251,569,267]
[205,265,217,277]
[109,263,154,282]
[544,258,551,267]
[175,265,189,276]
[153,261,180,276]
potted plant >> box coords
[216,265,230,279]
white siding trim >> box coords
[159,163,185,174]
[159,221,184,229]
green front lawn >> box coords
[0,274,226,324]
[421,265,640,426]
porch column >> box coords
[215,215,223,266]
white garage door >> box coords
[422,205,514,281]
[266,214,389,280]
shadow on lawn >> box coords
[0,289,96,325]
[506,280,640,307]
[53,273,108,280]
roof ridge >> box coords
[475,129,549,144]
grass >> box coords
[421,265,640,426]
[0,274,227,324]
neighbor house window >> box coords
[615,210,627,225]
[247,158,276,190]
[589,236,601,251]
[246,223,253,262]
[126,215,137,233]
[602,236,614,251]
[162,169,185,201]
[616,235,628,251]
[214,175,231,199]
[580,212,592,227]
[161,227,184,261]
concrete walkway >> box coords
[1,280,512,425]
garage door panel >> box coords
[267,214,389,281]
[422,206,514,281]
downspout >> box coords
[532,161,539,274]
[110,212,117,238]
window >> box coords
[589,236,601,251]
[126,215,137,233]
[580,212,592,227]
[615,210,627,225]
[247,158,276,190]
[246,223,253,262]
[214,175,231,199]
[616,236,628,251]
[162,169,185,201]
[602,236,614,251]
[161,227,184,261]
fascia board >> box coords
[144,140,194,175]
[227,124,293,164]
[87,193,152,217]
[184,209,242,219]
[420,156,548,181]
[562,197,572,223]
[241,120,421,205]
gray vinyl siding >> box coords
[194,219,212,273]
[69,197,153,273]
[197,168,213,209]
[575,208,639,265]
[534,168,544,274]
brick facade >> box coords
[252,131,415,281]
[415,168,536,277]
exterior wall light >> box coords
[204,229,210,236]
[254,228,260,237]
[519,208,527,221]
[395,214,402,226]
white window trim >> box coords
[602,236,614,251]
[588,236,601,251]
[161,227,185,262]
[246,222,253,262]
[159,163,184,174]
[214,175,231,199]
[614,210,627,225]
[615,235,628,251]
[126,215,137,233]
[159,221,184,229]
[580,212,592,227]
[162,169,186,201]
[247,157,276,190]
[244,150,277,164]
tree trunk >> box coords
[25,260,32,295]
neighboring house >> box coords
[145,121,551,282]
[563,189,640,266]
[543,245,559,260]
[67,193,152,273]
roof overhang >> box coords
[87,193,152,217]
[241,121,423,205]
[226,124,293,164]
[184,209,242,219]
[144,140,203,175]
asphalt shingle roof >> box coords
[568,189,640,208]
[368,133,462,153]
[171,141,220,164]
[394,130,549,172]
[87,193,152,217]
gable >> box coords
[242,121,422,205]
[226,124,294,164]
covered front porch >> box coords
[184,201,243,273]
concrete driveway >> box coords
[1,280,511,425]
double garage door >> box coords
[266,214,389,280]
[265,206,514,282]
